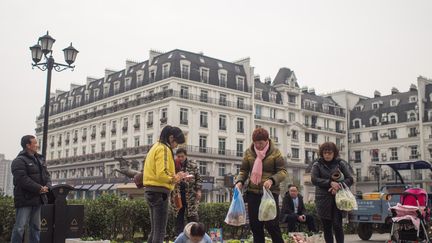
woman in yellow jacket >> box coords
[143,125,186,243]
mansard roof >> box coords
[254,79,283,104]
[40,49,250,118]
[350,89,418,127]
[273,67,299,87]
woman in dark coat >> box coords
[311,142,353,243]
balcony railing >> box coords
[47,144,243,166]
[46,144,153,166]
[254,114,288,124]
[36,89,253,133]
[301,104,346,117]
[185,145,240,157]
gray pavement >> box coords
[345,233,389,242]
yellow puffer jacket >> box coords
[143,142,175,192]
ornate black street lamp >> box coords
[30,31,78,158]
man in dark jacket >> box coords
[10,135,51,243]
[281,184,317,232]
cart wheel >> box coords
[358,223,373,241]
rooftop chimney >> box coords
[391,87,399,95]
[309,88,316,95]
[70,83,80,90]
[264,77,272,85]
[409,84,417,92]
[254,75,261,82]
[301,86,308,93]
[374,90,381,98]
[126,60,138,72]
[104,69,116,81]
[86,76,98,87]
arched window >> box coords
[353,119,361,128]
[409,112,417,122]
[389,113,397,123]
[370,117,378,126]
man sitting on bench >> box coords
[281,184,317,233]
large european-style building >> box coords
[35,49,431,202]
[35,49,349,201]
[347,76,432,193]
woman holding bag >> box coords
[235,128,287,243]
[311,142,354,243]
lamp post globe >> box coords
[30,31,77,159]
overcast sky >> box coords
[0,0,431,159]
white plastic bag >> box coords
[224,187,247,226]
[258,187,277,221]
[335,183,358,211]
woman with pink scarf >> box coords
[235,128,288,243]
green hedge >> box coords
[0,195,15,242]
[0,194,356,242]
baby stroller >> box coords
[389,188,430,243]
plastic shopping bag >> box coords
[258,187,277,221]
[335,183,358,211]
[224,187,247,226]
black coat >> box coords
[311,158,353,220]
[11,150,51,208]
[281,194,305,216]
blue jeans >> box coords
[11,205,41,243]
[145,191,169,243]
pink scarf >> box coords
[250,142,269,185]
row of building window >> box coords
[50,162,242,180]
[48,64,247,115]
[353,146,419,163]
[50,136,245,160]
[351,127,419,143]
[45,85,248,121]
[48,111,246,148]
[352,112,418,128]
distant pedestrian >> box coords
[11,135,51,243]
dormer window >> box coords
[200,68,209,83]
[236,76,245,91]
[181,62,190,79]
[372,102,380,109]
[125,77,131,90]
[390,99,399,107]
[75,95,82,106]
[408,111,417,121]
[162,63,170,79]
[113,82,120,94]
[149,65,157,82]
[93,89,99,99]
[353,119,361,128]
[218,70,227,87]
[409,96,417,103]
[370,116,378,126]
[103,84,110,96]
[136,70,144,85]
[389,113,398,123]
[354,105,363,111]
[255,90,262,100]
